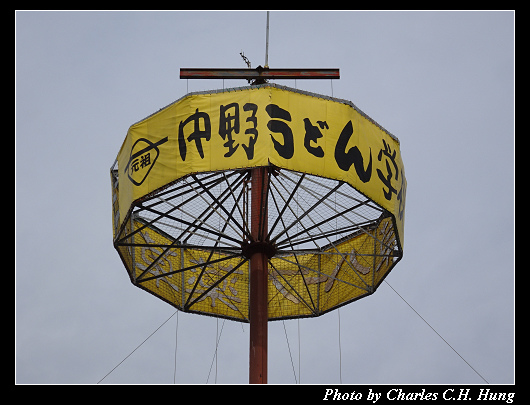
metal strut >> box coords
[180,67,340,81]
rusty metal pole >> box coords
[249,166,268,384]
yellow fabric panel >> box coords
[180,248,249,321]
[120,219,250,321]
[114,216,398,321]
[266,222,397,320]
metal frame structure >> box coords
[112,62,403,384]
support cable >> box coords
[384,281,489,384]
[206,318,226,383]
[298,319,301,384]
[216,318,218,383]
[282,320,298,384]
[97,311,177,384]
[173,311,179,384]
[338,308,342,383]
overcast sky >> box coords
[15,10,514,384]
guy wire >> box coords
[173,311,179,384]
[384,281,490,384]
[97,311,177,384]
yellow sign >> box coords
[115,84,405,245]
[111,84,406,322]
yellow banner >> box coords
[115,84,406,248]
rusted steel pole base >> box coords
[249,249,268,383]
[249,167,269,384]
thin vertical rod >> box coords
[265,11,270,68]
[338,308,342,383]
[249,167,268,384]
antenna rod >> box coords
[265,11,270,68]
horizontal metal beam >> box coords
[180,67,340,80]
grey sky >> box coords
[15,10,514,384]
